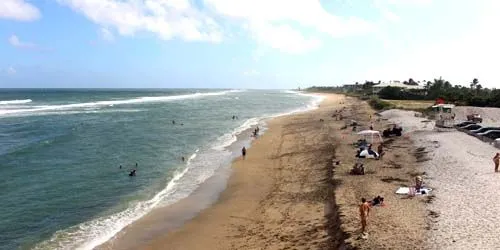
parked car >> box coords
[466,114,483,123]
[382,124,403,137]
[456,121,476,127]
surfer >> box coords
[129,169,136,176]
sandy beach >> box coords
[381,107,500,249]
[133,93,345,250]
[414,129,500,249]
[96,93,437,250]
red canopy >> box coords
[435,98,445,104]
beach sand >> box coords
[382,107,500,249]
[332,102,428,249]
[100,95,430,250]
[135,93,345,250]
[414,130,500,249]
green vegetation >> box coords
[378,78,500,107]
[306,78,500,107]
[368,97,394,110]
[305,86,343,93]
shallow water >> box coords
[0,89,320,250]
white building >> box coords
[372,80,425,93]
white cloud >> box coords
[0,0,40,21]
[57,0,375,54]
[8,34,36,49]
[379,8,400,22]
[204,0,375,53]
[243,69,259,76]
[249,23,321,54]
[99,27,115,42]
[362,17,500,88]
[6,66,16,75]
[57,0,223,43]
[385,0,432,5]
[8,34,52,51]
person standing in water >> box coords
[181,156,185,162]
[172,120,175,125]
[493,153,500,172]
[242,147,247,159]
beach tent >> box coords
[357,130,383,144]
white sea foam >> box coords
[34,149,209,250]
[212,118,260,151]
[212,91,323,151]
[0,99,32,105]
[0,90,239,116]
[33,89,318,250]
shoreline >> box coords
[97,93,334,250]
[99,93,346,249]
[100,94,434,250]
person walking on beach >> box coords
[359,198,370,235]
[242,147,247,159]
[493,153,500,172]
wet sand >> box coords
[138,93,346,250]
[100,95,430,250]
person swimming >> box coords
[182,156,185,162]
[129,169,136,176]
[119,165,122,169]
[172,120,175,124]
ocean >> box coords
[0,89,321,250]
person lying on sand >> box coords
[369,196,384,207]
[359,198,370,234]
[493,153,500,172]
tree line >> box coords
[377,78,500,107]
[306,78,500,107]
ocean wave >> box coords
[34,149,204,250]
[212,118,260,151]
[211,92,323,151]
[0,90,239,116]
[32,90,318,250]
[0,99,32,105]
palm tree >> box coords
[470,78,479,89]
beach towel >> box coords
[395,187,432,195]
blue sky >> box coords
[0,0,499,89]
